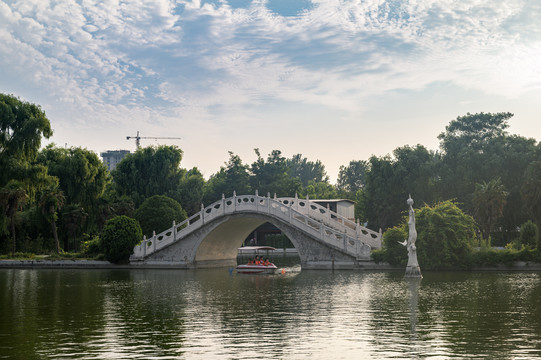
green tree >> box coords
[38,183,65,253]
[0,180,28,255]
[38,145,110,234]
[203,152,251,205]
[250,149,301,197]
[177,167,205,215]
[472,178,508,240]
[380,225,409,266]
[134,195,187,238]
[300,180,338,199]
[100,215,142,263]
[363,145,436,230]
[336,160,368,195]
[519,220,538,249]
[0,94,52,187]
[287,154,328,187]
[522,161,541,248]
[437,112,513,211]
[415,200,477,269]
[112,145,185,207]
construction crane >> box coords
[126,131,181,149]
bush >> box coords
[100,215,142,263]
[520,220,538,249]
[375,200,477,270]
[134,195,187,238]
[80,235,101,256]
[380,226,408,266]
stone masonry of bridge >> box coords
[129,192,382,270]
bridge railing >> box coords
[131,192,382,260]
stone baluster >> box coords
[222,194,226,215]
[267,192,271,213]
[255,189,259,211]
[201,204,205,224]
[153,231,157,253]
[289,198,292,223]
[143,235,147,257]
[173,220,177,242]
[306,195,310,217]
[233,191,237,211]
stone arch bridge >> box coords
[130,192,382,270]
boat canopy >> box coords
[238,246,277,251]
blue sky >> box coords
[1,0,540,182]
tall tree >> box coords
[39,183,65,253]
[203,152,251,205]
[0,180,28,255]
[0,94,52,183]
[250,149,301,197]
[336,160,368,195]
[112,145,184,207]
[522,161,541,248]
[287,154,328,187]
[177,167,205,215]
[472,178,508,240]
[363,145,437,230]
[437,112,513,209]
[38,145,110,236]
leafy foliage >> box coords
[519,220,538,249]
[100,215,142,263]
[472,178,508,239]
[112,145,184,207]
[134,195,187,238]
[380,226,408,266]
[415,201,477,269]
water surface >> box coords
[1,267,541,359]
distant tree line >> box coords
[1,93,541,260]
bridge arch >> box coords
[130,193,382,269]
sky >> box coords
[1,0,540,182]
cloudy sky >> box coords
[1,0,540,182]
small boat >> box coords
[236,246,278,274]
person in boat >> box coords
[247,258,253,265]
[264,258,270,266]
[255,256,261,265]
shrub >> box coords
[380,226,408,266]
[100,215,142,263]
[520,220,538,249]
[134,195,187,238]
[375,200,477,270]
[80,235,101,256]
[415,200,477,269]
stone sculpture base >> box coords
[405,245,422,278]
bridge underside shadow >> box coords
[133,213,365,270]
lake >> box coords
[1,263,541,359]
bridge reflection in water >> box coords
[130,192,382,269]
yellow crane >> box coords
[126,131,181,149]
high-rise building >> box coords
[101,150,130,171]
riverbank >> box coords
[2,259,541,271]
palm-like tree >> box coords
[522,161,541,248]
[0,180,28,255]
[472,178,508,240]
[39,184,65,254]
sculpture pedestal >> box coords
[405,245,422,278]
